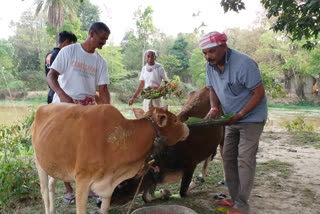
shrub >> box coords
[285,117,315,132]
[0,111,38,212]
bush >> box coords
[110,77,142,103]
[0,111,38,212]
[285,117,315,132]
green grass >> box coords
[287,131,320,148]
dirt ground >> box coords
[211,128,320,214]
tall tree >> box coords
[78,0,100,32]
[221,0,320,49]
[34,0,82,45]
[10,11,54,91]
[157,54,182,79]
[134,6,155,67]
[189,47,207,87]
[261,0,320,49]
[0,40,18,91]
[97,45,128,83]
[169,34,190,82]
[121,31,143,71]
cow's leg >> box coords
[48,176,57,214]
[75,180,90,214]
[219,141,227,185]
[35,158,50,214]
[180,168,195,197]
[143,183,168,202]
[100,196,111,214]
[199,156,211,181]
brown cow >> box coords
[32,103,189,214]
[177,86,224,181]
[110,87,225,204]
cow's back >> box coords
[32,103,127,180]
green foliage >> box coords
[285,117,315,132]
[261,71,285,99]
[157,54,182,79]
[10,11,53,91]
[261,0,320,49]
[121,31,144,71]
[78,0,100,32]
[169,34,189,71]
[0,40,14,69]
[0,111,38,212]
[220,0,246,13]
[189,47,206,87]
[111,77,141,103]
[46,17,84,41]
[97,46,128,83]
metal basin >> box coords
[131,205,197,214]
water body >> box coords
[1,105,320,131]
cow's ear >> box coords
[132,108,145,119]
[156,113,167,127]
[161,105,168,111]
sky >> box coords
[0,0,264,45]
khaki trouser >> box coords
[142,97,164,112]
[223,122,265,214]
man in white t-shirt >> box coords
[128,50,168,111]
[46,22,111,204]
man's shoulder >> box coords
[63,43,78,52]
[154,62,165,70]
[46,47,59,57]
[230,48,254,61]
[229,48,257,67]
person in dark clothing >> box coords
[45,31,77,103]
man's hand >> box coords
[59,93,73,103]
[128,97,135,106]
[205,108,219,119]
[228,112,244,125]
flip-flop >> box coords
[63,196,75,204]
[216,199,234,208]
[227,208,245,214]
[88,194,99,200]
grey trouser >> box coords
[223,122,265,214]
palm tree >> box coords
[34,0,82,45]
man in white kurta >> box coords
[129,50,168,111]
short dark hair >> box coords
[58,31,77,44]
[88,22,110,35]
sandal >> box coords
[216,199,234,208]
[63,196,75,204]
[88,194,99,200]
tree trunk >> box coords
[55,27,59,46]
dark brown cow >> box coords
[32,104,189,214]
[110,87,225,204]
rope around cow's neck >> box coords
[126,117,167,214]
[126,160,159,214]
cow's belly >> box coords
[34,148,76,182]
[159,171,183,184]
